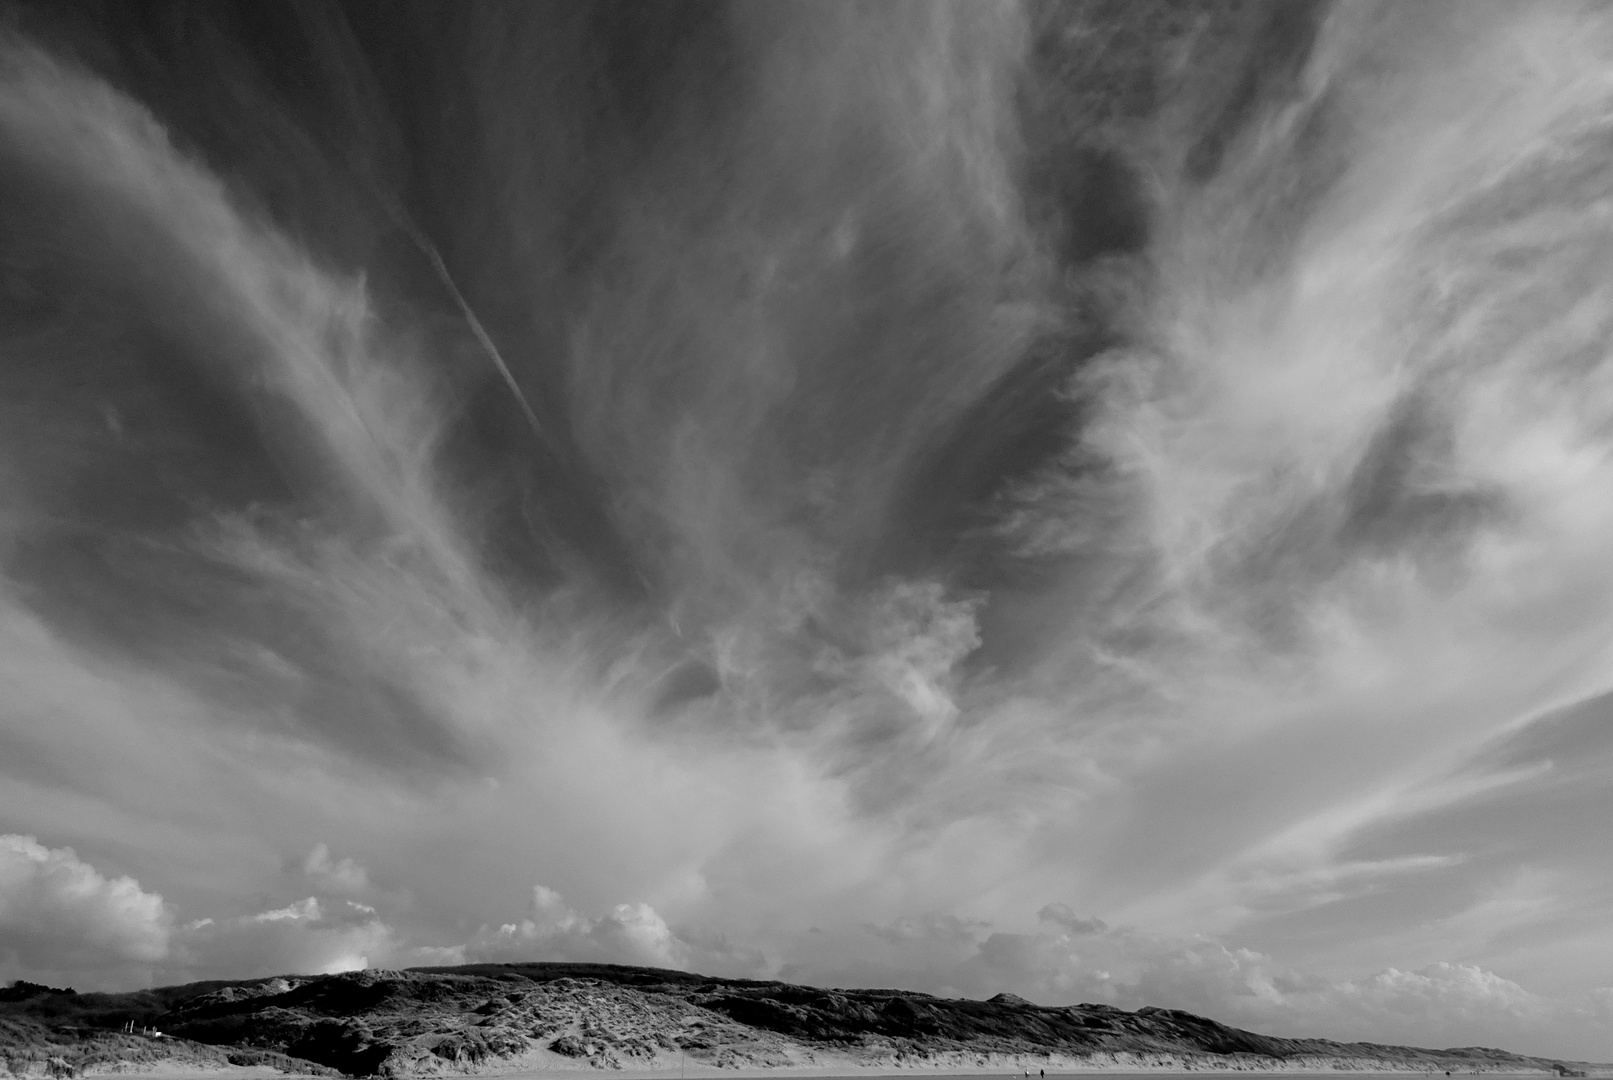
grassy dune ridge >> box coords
[1,965,1606,1079]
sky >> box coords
[1,0,1612,1062]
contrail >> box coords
[391,208,546,443]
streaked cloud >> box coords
[0,0,1610,1062]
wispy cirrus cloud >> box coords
[0,0,1612,1061]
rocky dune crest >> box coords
[2,965,1608,1078]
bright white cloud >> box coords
[252,897,323,923]
[174,894,394,979]
[0,834,171,978]
[467,884,757,973]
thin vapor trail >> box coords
[392,208,546,444]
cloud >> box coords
[253,897,324,924]
[173,895,400,979]
[0,832,429,985]
[0,831,453,983]
[469,885,683,967]
[467,885,759,974]
[302,844,372,897]
[0,3,1610,1064]
[0,835,171,981]
[779,907,1613,1060]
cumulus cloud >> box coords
[779,907,1612,1060]
[173,895,397,978]
[0,834,415,984]
[452,883,1611,1058]
[467,885,759,974]
[0,835,171,981]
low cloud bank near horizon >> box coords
[4,834,1611,1060]
[2,0,1613,1062]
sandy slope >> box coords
[4,966,1608,1080]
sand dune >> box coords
[3,966,1608,1079]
